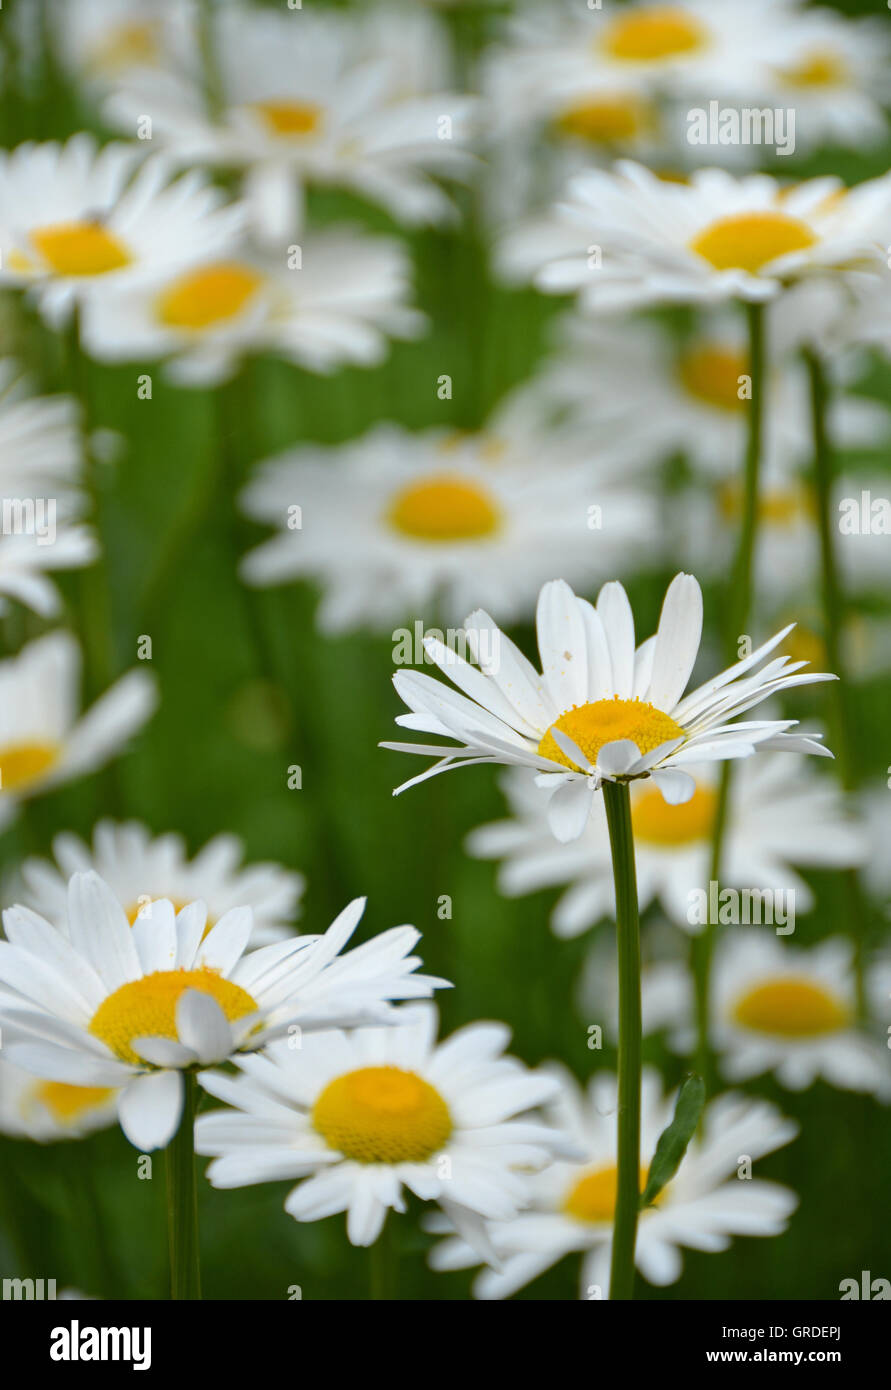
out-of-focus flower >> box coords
[0,875,448,1150]
[468,754,866,938]
[0,633,156,834]
[0,1055,118,1142]
[12,820,304,948]
[48,0,192,93]
[0,526,97,617]
[239,400,656,633]
[384,572,834,842]
[427,1065,798,1299]
[197,1004,565,1256]
[0,362,84,521]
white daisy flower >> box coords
[105,5,475,241]
[196,1003,564,1255]
[12,820,304,948]
[0,362,85,521]
[47,0,192,92]
[0,633,156,834]
[0,134,245,326]
[239,403,656,633]
[511,161,891,312]
[0,1055,118,1143]
[427,1065,798,1299]
[0,874,448,1151]
[468,754,866,939]
[79,228,425,386]
[0,524,97,617]
[383,571,835,843]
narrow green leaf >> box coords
[640,1074,706,1209]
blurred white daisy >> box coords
[510,161,891,312]
[0,633,156,834]
[239,404,656,633]
[0,134,244,325]
[196,1003,564,1255]
[47,0,192,92]
[0,874,447,1150]
[0,1055,118,1143]
[105,5,475,241]
[0,362,85,521]
[79,228,425,385]
[13,820,304,948]
[384,572,834,842]
[468,754,866,939]
[0,524,97,617]
[427,1065,798,1299]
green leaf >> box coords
[640,1074,706,1209]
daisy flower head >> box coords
[0,875,448,1151]
[0,524,97,618]
[513,161,891,312]
[384,571,835,843]
[0,1055,118,1143]
[468,752,867,939]
[13,820,304,948]
[196,1004,565,1254]
[427,1065,798,1299]
[105,5,476,241]
[0,633,156,834]
[0,134,245,326]
[239,402,657,633]
[0,362,84,521]
[47,0,192,93]
[79,228,425,386]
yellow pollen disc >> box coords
[33,1080,115,1125]
[732,978,849,1037]
[719,480,813,527]
[156,262,264,330]
[564,1165,654,1223]
[632,782,715,845]
[0,741,60,793]
[538,697,683,772]
[30,221,132,276]
[679,345,749,412]
[779,50,848,88]
[690,211,816,275]
[252,100,323,137]
[601,9,707,62]
[312,1065,452,1164]
[388,475,500,542]
[89,23,159,75]
[556,95,651,143]
[88,968,258,1065]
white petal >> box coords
[176,989,234,1064]
[649,768,697,804]
[596,581,635,698]
[647,573,703,711]
[547,779,594,843]
[118,1070,184,1151]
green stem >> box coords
[692,301,766,1091]
[603,780,641,1302]
[369,1214,394,1301]
[165,1074,201,1300]
[804,348,868,1017]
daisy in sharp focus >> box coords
[0,134,245,326]
[239,401,657,633]
[426,1066,798,1299]
[0,873,448,1151]
[105,5,476,241]
[79,228,425,386]
[0,632,156,835]
[507,160,891,312]
[0,1055,118,1143]
[383,572,834,843]
[468,753,866,939]
[196,1004,566,1255]
[11,819,304,948]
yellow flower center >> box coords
[252,100,323,137]
[779,50,848,89]
[88,968,258,1066]
[88,23,159,75]
[33,1081,115,1125]
[388,475,501,542]
[781,623,826,669]
[632,782,716,845]
[538,698,683,772]
[690,211,816,274]
[30,221,132,276]
[601,9,707,62]
[556,95,651,143]
[312,1065,453,1164]
[732,978,849,1037]
[0,741,60,793]
[719,480,814,528]
[156,262,264,330]
[678,344,749,412]
[564,1165,654,1223]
